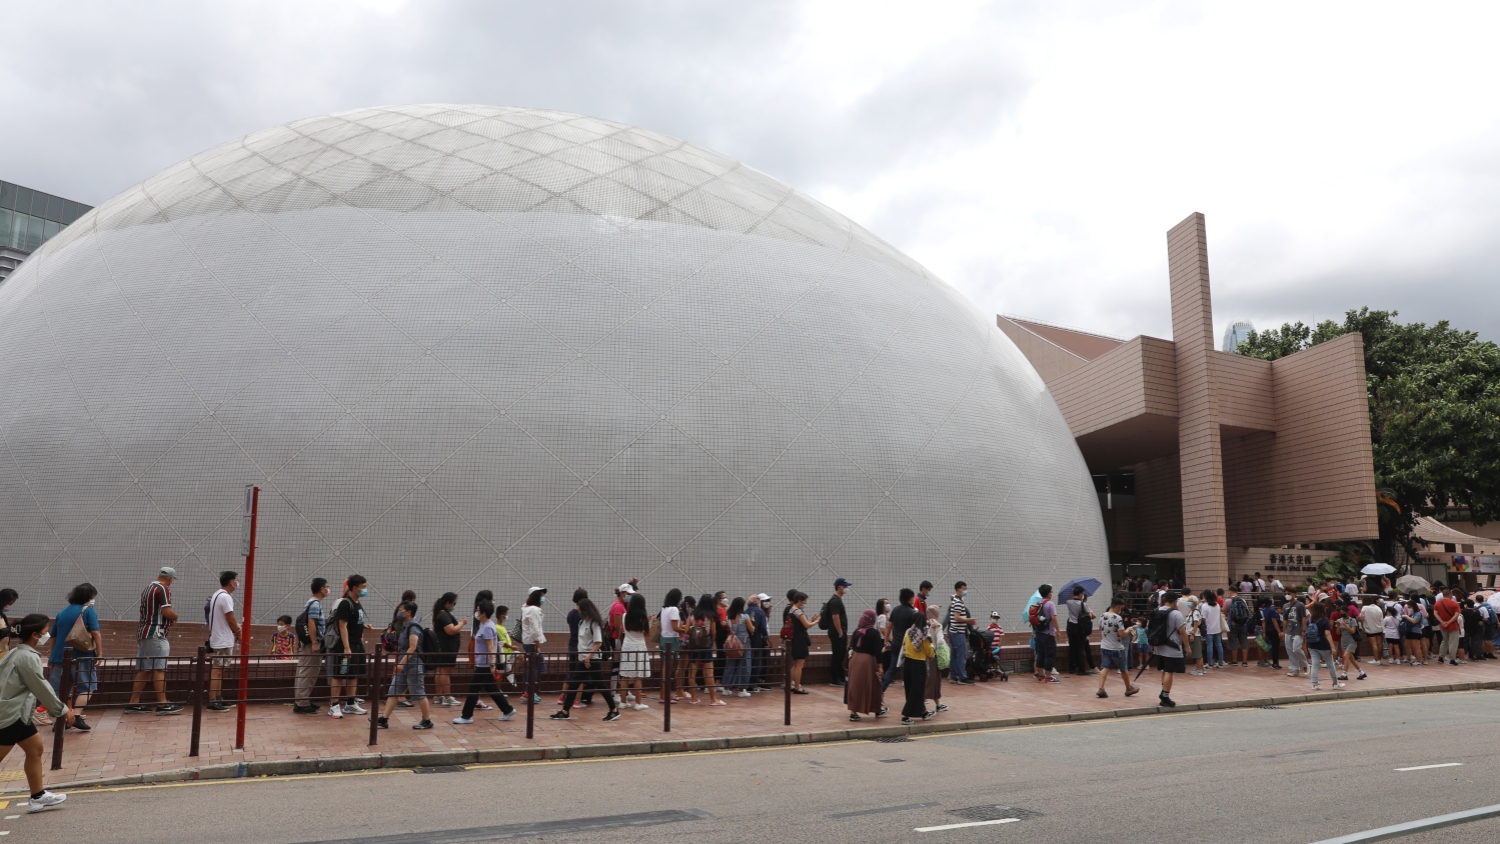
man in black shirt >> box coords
[825,578,851,686]
[881,588,918,690]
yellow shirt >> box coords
[902,633,935,662]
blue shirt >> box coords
[748,606,769,642]
[50,604,99,662]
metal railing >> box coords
[45,642,793,771]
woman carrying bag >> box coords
[0,613,74,812]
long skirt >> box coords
[925,655,943,701]
[846,652,882,714]
[901,658,928,718]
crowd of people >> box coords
[5,566,1500,814]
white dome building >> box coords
[0,104,1107,626]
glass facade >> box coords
[1221,319,1254,353]
[0,179,92,254]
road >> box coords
[7,689,1500,844]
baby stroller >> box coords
[968,626,1008,681]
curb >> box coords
[33,679,1500,792]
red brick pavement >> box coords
[5,656,1498,790]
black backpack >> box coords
[419,626,439,654]
[295,597,318,647]
[1229,597,1250,627]
[1146,606,1174,647]
[818,601,833,631]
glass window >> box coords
[0,209,11,249]
[15,187,33,218]
[9,212,24,251]
[45,193,62,222]
[23,214,43,252]
[0,182,14,211]
[62,200,87,224]
[30,191,49,218]
[42,219,61,242]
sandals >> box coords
[791,688,810,695]
[849,713,861,721]
[709,700,727,706]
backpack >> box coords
[780,616,795,642]
[295,597,318,647]
[686,621,713,651]
[818,601,833,631]
[420,626,440,655]
[204,589,227,625]
[1229,597,1250,626]
[1028,602,1048,631]
[1146,606,1174,647]
[725,630,745,660]
[322,598,348,651]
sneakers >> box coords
[602,710,621,722]
[1333,682,1346,689]
[156,703,184,716]
[922,710,936,720]
[549,711,570,720]
[1158,693,1176,707]
[1096,689,1108,698]
[1044,676,1061,684]
[397,699,415,708]
[1455,659,1468,665]
[125,704,152,714]
[736,690,751,698]
[413,719,434,730]
[1311,683,1322,690]
[71,715,91,732]
[1189,669,1206,676]
[1356,672,1367,681]
[207,700,231,712]
[1125,686,1141,697]
[936,703,949,712]
[377,716,389,729]
[633,703,650,711]
[573,701,589,709]
[901,717,915,725]
[498,711,515,721]
[329,704,344,719]
[343,702,368,716]
[452,716,474,725]
[477,701,493,710]
[1286,670,1300,677]
[292,704,319,714]
[27,791,66,813]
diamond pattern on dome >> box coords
[0,104,1108,626]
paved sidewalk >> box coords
[5,656,1498,791]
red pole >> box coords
[235,485,259,750]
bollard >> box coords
[190,647,207,757]
[50,647,73,771]
[662,649,672,733]
[783,647,792,726]
[368,649,383,747]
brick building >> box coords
[998,212,1380,592]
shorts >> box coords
[1157,655,1185,674]
[1190,638,1204,660]
[210,646,235,665]
[1385,637,1401,647]
[327,652,367,677]
[387,661,425,698]
[136,637,170,671]
[49,655,99,696]
[427,649,458,668]
[1133,642,1150,654]
[1101,649,1128,670]
[660,637,681,653]
[790,641,810,661]
[1227,630,1247,650]
[0,718,39,746]
[1405,631,1424,641]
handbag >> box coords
[935,638,951,670]
[1253,634,1270,653]
[66,610,95,652]
[647,611,661,648]
[725,631,744,660]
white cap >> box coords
[527,586,547,596]
[618,583,635,594]
[757,593,771,602]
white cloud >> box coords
[2,1,1496,340]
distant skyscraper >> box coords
[1222,319,1254,353]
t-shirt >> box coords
[473,619,498,667]
[1134,626,1149,646]
[659,606,680,639]
[1306,617,1332,649]
[1261,606,1282,634]
[1383,614,1399,638]
[1202,603,1222,636]
[1154,608,1186,657]
[608,600,626,640]
[1435,598,1462,631]
[567,608,582,653]
[304,598,326,647]
[208,589,236,649]
[888,603,918,647]
[914,594,929,615]
[947,595,970,633]
[1098,611,1127,651]
[138,581,172,640]
[333,598,366,652]
[433,609,460,652]
[1360,604,1385,635]
[826,594,848,636]
[1037,600,1057,637]
[1283,602,1306,636]
[50,604,99,661]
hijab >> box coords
[856,609,876,632]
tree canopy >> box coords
[1238,308,1500,559]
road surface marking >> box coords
[916,818,1021,832]
[1309,802,1500,843]
[1395,763,1463,771]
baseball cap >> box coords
[990,611,1000,619]
[834,577,852,588]
[757,593,771,602]
[158,566,177,579]
[618,583,636,594]
[527,586,547,597]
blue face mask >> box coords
[360,588,369,598]
[540,596,546,605]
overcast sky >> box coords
[3,1,1497,343]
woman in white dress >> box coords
[618,594,651,710]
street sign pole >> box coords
[235,485,259,750]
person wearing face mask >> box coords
[521,587,547,704]
[946,581,977,685]
[1,613,75,812]
[377,601,434,730]
[49,584,102,732]
[823,579,850,687]
[328,575,370,719]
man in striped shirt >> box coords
[946,581,976,685]
[126,566,184,715]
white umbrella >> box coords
[1488,593,1500,611]
[1361,563,1397,576]
[1396,574,1430,594]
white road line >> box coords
[1395,762,1463,771]
[916,818,1021,832]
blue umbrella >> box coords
[1057,577,1103,602]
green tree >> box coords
[1237,308,1500,559]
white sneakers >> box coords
[452,716,474,724]
[736,690,752,697]
[343,702,368,716]
[329,704,343,719]
[633,703,650,711]
[28,791,67,813]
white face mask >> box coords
[36,632,51,648]
[720,598,729,606]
